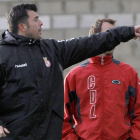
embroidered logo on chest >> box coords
[112,80,121,85]
[43,57,51,67]
[15,63,27,68]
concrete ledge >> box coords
[108,14,134,26]
[65,29,88,39]
[122,0,140,13]
[38,2,63,15]
[42,29,64,40]
[52,15,77,28]
[80,14,105,28]
[93,0,120,13]
[65,1,90,14]
[135,14,140,25]
[40,15,51,29]
[0,17,7,30]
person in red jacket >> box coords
[62,19,140,140]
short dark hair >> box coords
[89,18,116,35]
[7,4,37,34]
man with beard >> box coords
[0,4,140,140]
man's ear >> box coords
[18,23,27,32]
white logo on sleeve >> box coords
[15,63,27,68]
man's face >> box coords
[25,10,43,39]
[101,22,115,55]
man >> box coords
[0,4,140,140]
[62,19,140,140]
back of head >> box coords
[89,18,116,35]
[7,4,37,34]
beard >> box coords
[26,23,42,39]
[25,30,42,40]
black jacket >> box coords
[0,27,135,140]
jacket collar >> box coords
[0,30,39,46]
[90,55,113,65]
[12,33,38,46]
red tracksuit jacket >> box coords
[62,55,140,140]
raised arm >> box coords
[49,26,139,69]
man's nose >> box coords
[39,20,43,26]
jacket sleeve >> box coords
[51,26,135,69]
[129,72,140,140]
[62,73,80,140]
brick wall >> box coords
[0,0,140,77]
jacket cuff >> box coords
[0,119,5,127]
[129,26,135,39]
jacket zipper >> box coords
[101,57,105,139]
[101,57,104,65]
[27,45,39,88]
